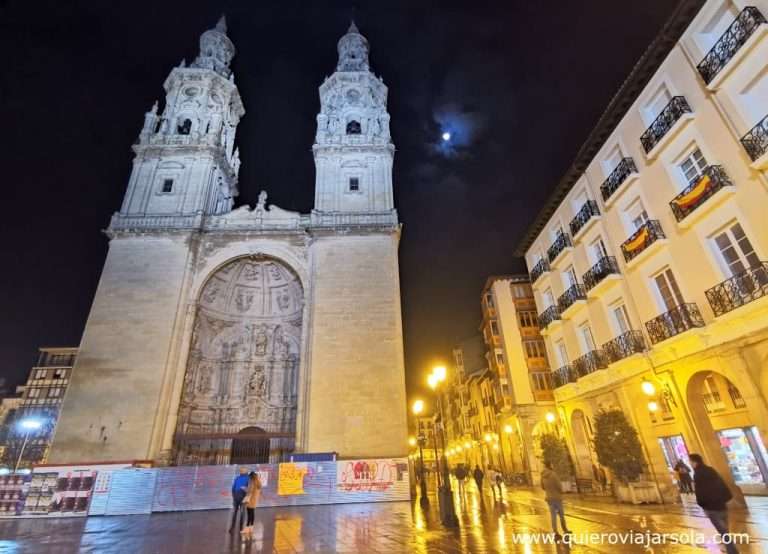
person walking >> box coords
[486,467,498,501]
[473,465,484,495]
[228,467,250,533]
[240,472,262,540]
[541,461,570,538]
[454,464,468,496]
[690,454,738,554]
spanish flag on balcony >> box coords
[623,226,649,253]
[671,174,710,209]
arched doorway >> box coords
[173,257,304,465]
[231,426,270,464]
[687,371,768,495]
[571,410,593,479]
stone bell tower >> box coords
[121,16,244,219]
[313,22,394,214]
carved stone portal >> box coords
[173,257,303,465]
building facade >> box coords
[0,348,77,469]
[479,276,555,484]
[49,20,408,465]
[517,0,768,501]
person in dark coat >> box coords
[228,467,250,533]
[473,465,484,493]
[690,453,738,554]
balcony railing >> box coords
[640,96,692,153]
[547,232,572,264]
[705,262,768,316]
[537,305,561,330]
[583,256,621,292]
[669,165,734,222]
[741,114,768,162]
[557,284,587,313]
[602,330,646,363]
[620,220,665,263]
[530,258,550,283]
[572,350,608,378]
[696,7,767,84]
[569,200,600,238]
[553,365,576,388]
[601,157,638,203]
[645,303,705,344]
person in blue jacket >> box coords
[228,467,250,533]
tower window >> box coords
[177,119,192,135]
[349,177,360,192]
[162,179,174,193]
[346,120,361,135]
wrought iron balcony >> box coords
[669,165,734,222]
[602,330,646,363]
[553,365,576,388]
[530,258,550,283]
[645,303,705,344]
[600,157,638,203]
[620,220,665,263]
[640,96,693,154]
[741,113,768,162]
[569,200,600,237]
[572,350,608,378]
[537,305,561,330]
[557,284,587,313]
[705,262,768,317]
[583,256,620,292]
[547,232,572,264]
[697,7,767,84]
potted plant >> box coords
[539,433,575,491]
[593,409,659,503]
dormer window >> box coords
[177,119,192,135]
[162,179,174,193]
[349,177,360,192]
[346,120,361,135]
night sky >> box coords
[0,1,679,400]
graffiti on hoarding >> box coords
[277,463,308,496]
[336,459,400,492]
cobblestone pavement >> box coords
[1,480,767,553]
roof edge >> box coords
[513,0,706,258]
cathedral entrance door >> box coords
[231,426,270,464]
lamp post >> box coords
[14,418,42,473]
[412,400,429,507]
[428,366,458,527]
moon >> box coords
[441,131,451,142]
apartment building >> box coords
[479,276,555,483]
[517,0,768,501]
[1,348,78,469]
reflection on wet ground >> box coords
[1,478,767,552]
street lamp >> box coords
[545,412,556,424]
[427,365,458,527]
[412,401,429,507]
[14,418,42,473]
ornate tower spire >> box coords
[313,23,395,216]
[115,17,245,226]
[336,21,370,72]
[191,15,235,78]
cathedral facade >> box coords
[49,18,408,465]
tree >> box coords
[593,409,644,483]
[539,433,573,479]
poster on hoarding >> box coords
[277,463,308,496]
[0,473,32,517]
[336,459,402,492]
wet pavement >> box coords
[1,479,767,553]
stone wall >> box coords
[49,235,192,463]
[304,231,408,458]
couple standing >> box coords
[229,467,262,539]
